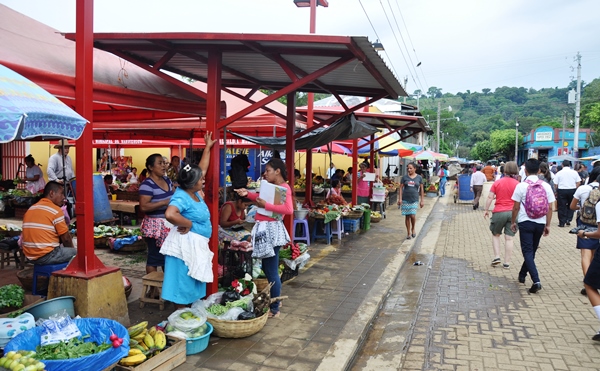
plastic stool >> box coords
[139,271,165,310]
[330,218,344,240]
[32,261,69,295]
[311,219,332,245]
[0,249,24,270]
[293,218,310,245]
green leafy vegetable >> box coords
[0,284,25,309]
[35,335,111,360]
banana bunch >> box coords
[0,350,46,371]
[122,322,168,366]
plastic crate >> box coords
[343,218,360,233]
[186,322,213,355]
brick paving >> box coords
[352,193,600,370]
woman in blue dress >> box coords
[161,132,216,308]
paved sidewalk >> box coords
[352,193,600,370]
[163,198,436,370]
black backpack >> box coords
[229,154,250,189]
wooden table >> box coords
[109,200,139,224]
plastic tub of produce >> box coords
[25,296,76,320]
[186,322,213,355]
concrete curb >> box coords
[316,198,438,371]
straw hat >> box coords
[54,139,74,148]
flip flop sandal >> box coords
[406,236,412,240]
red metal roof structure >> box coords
[64,7,414,293]
[0,5,225,124]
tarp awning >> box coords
[228,114,378,150]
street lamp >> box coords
[372,39,384,51]
[515,121,519,162]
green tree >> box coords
[471,140,494,161]
[490,129,522,160]
[482,88,491,95]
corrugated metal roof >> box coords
[66,33,406,99]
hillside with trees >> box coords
[406,78,600,161]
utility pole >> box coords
[574,52,582,159]
[515,119,519,162]
[437,101,441,153]
[562,111,566,151]
[403,76,408,103]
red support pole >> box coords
[206,51,222,295]
[304,93,314,205]
[309,0,317,34]
[352,138,358,205]
[285,93,296,236]
[61,0,112,278]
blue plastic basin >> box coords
[25,296,76,320]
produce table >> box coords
[109,200,139,224]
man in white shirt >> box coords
[554,160,581,227]
[326,162,336,180]
[511,158,556,294]
[470,165,487,210]
[47,139,75,183]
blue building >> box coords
[519,126,594,164]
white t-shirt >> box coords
[326,167,336,179]
[519,166,526,182]
[511,175,556,224]
[573,182,600,206]
[554,167,581,189]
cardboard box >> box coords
[115,336,186,371]
[0,294,45,318]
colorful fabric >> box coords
[251,221,290,259]
[138,176,173,218]
[21,198,68,260]
[401,201,418,216]
[169,188,211,238]
[140,216,171,248]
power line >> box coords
[379,0,422,93]
[357,0,401,84]
[391,0,430,92]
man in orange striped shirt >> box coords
[22,181,76,265]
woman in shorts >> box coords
[483,161,520,268]
[397,162,424,240]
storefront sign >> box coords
[535,132,552,141]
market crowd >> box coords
[478,157,600,342]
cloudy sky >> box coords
[1,0,598,96]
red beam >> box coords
[217,55,354,129]
[357,126,404,150]
[285,93,296,237]
[93,110,194,122]
[61,0,114,278]
[206,51,222,296]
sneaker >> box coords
[566,222,571,226]
[518,276,526,284]
[503,263,510,269]
[529,282,542,293]
[491,258,501,266]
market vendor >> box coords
[357,162,371,204]
[218,194,252,242]
[21,155,45,194]
[21,181,76,265]
[46,139,74,183]
[326,179,346,204]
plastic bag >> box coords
[167,307,207,334]
[245,205,258,223]
[282,252,311,271]
[0,313,35,348]
[39,311,81,346]
[220,290,240,304]
[252,259,262,278]
[219,307,245,321]
[4,318,129,371]
[237,311,256,321]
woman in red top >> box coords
[235,158,294,318]
[483,161,520,269]
[218,195,252,242]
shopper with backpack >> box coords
[510,158,556,293]
[570,169,600,296]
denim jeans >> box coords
[439,178,447,196]
[517,220,545,283]
[262,245,281,313]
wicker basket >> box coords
[94,237,108,248]
[253,278,270,293]
[370,216,382,223]
[344,210,364,219]
[114,239,147,252]
[17,268,48,292]
[115,190,139,202]
[207,312,268,338]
